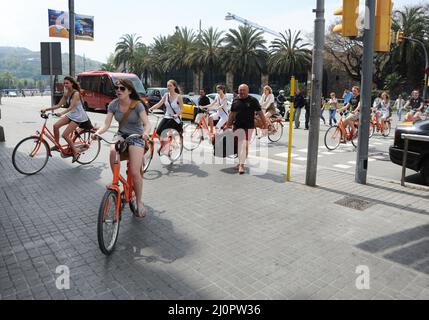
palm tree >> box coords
[222,25,268,86]
[129,44,150,85]
[187,27,224,91]
[100,54,116,72]
[392,5,428,91]
[268,30,312,76]
[114,33,143,72]
[164,27,196,92]
[147,35,171,84]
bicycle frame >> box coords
[32,114,94,157]
[108,153,134,221]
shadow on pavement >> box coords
[0,144,209,300]
[357,224,429,275]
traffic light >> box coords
[374,0,393,52]
[396,31,405,44]
[333,0,359,37]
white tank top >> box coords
[164,93,181,120]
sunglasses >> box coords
[114,85,127,92]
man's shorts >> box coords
[346,113,359,121]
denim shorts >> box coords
[115,131,145,149]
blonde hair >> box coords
[263,86,273,94]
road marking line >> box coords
[372,156,386,160]
[275,153,299,158]
[321,152,335,156]
[348,161,356,165]
[295,157,308,162]
[334,164,352,169]
[298,149,308,153]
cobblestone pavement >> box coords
[0,98,428,300]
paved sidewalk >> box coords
[0,140,428,300]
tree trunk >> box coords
[261,74,269,93]
[226,72,234,92]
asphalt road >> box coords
[0,96,427,186]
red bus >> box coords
[76,71,148,112]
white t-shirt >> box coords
[260,93,275,111]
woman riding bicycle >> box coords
[203,85,230,139]
[41,76,91,163]
[373,92,391,133]
[148,80,184,156]
[93,79,151,218]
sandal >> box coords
[238,165,245,175]
[72,152,80,163]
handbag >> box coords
[118,100,139,161]
[213,129,238,158]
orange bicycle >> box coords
[183,107,215,151]
[324,114,359,150]
[369,112,391,138]
[143,112,183,173]
[12,112,100,175]
[96,134,143,255]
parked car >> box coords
[389,120,429,184]
[146,87,168,107]
[181,95,200,121]
[8,91,18,97]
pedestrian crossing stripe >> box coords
[275,153,299,159]
[334,164,352,169]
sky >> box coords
[0,0,424,63]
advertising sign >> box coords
[48,9,94,41]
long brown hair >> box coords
[115,78,148,110]
[168,80,181,94]
[64,76,82,93]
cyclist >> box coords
[149,80,184,156]
[373,92,391,133]
[338,86,361,139]
[93,79,151,218]
[41,76,91,163]
[404,90,425,122]
[203,85,230,139]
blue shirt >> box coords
[344,92,353,105]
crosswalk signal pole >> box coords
[356,0,376,185]
[306,0,325,187]
[287,76,296,182]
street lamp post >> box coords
[69,0,76,77]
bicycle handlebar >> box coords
[40,111,61,119]
[95,134,143,145]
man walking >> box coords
[227,84,267,175]
[294,88,305,129]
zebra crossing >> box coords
[273,137,393,171]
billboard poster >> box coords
[48,9,94,41]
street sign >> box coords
[41,42,62,76]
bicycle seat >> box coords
[115,140,129,154]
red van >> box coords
[77,71,148,112]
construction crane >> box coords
[225,12,282,38]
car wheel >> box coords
[421,160,429,185]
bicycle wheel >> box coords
[382,121,391,137]
[324,126,342,151]
[75,130,101,165]
[97,190,121,256]
[369,122,375,139]
[165,129,183,163]
[143,139,154,173]
[268,122,284,142]
[12,136,50,175]
[183,123,203,151]
[351,128,359,148]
